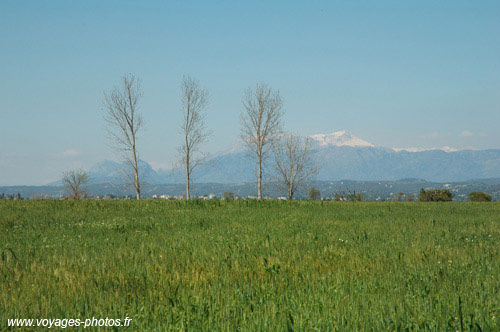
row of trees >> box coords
[418,189,454,202]
[64,74,496,202]
[64,75,317,200]
[417,189,492,202]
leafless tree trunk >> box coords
[104,74,143,200]
[273,134,317,200]
[178,76,210,200]
[240,83,283,199]
[62,169,89,200]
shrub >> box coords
[308,188,321,201]
[223,192,235,200]
[406,193,416,202]
[418,188,454,202]
[348,190,364,202]
[469,191,492,202]
[395,191,405,202]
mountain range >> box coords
[77,131,500,185]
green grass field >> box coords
[1,200,499,331]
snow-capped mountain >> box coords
[78,131,500,184]
[213,131,375,156]
[392,146,458,153]
[308,130,457,152]
[309,131,374,148]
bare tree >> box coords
[178,76,211,200]
[104,74,143,200]
[62,169,89,200]
[273,134,317,200]
[241,83,284,199]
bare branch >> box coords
[240,82,284,199]
[178,75,211,200]
[103,74,143,199]
[273,134,318,200]
[62,169,89,200]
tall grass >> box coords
[1,200,499,331]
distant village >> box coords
[0,191,353,201]
[1,183,497,202]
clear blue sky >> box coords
[1,0,499,185]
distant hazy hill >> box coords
[49,131,500,185]
[49,160,165,186]
[161,131,500,184]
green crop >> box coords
[1,200,499,331]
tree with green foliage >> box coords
[395,191,405,201]
[418,188,454,202]
[308,187,321,201]
[348,190,364,202]
[406,193,416,202]
[469,191,492,202]
[223,192,235,200]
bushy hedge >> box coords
[418,188,454,202]
[469,191,492,202]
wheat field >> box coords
[1,200,499,331]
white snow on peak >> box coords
[392,146,458,153]
[308,131,375,147]
[215,131,460,155]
